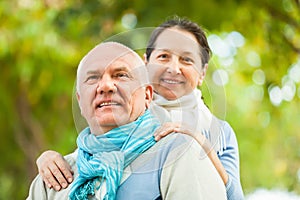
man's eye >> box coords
[85,75,99,83]
[115,73,130,78]
[88,75,99,80]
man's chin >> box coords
[95,116,130,128]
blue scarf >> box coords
[69,110,160,200]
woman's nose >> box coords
[166,58,181,74]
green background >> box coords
[0,0,300,199]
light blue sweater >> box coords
[116,119,244,200]
[217,120,244,200]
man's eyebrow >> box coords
[113,66,131,73]
[114,66,131,71]
[86,70,100,75]
[113,66,137,78]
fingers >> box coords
[173,127,193,135]
[154,122,181,141]
[36,150,73,191]
[154,130,168,141]
[55,158,74,184]
[51,162,71,190]
[174,127,207,145]
[154,122,209,151]
[43,163,63,191]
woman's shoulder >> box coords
[212,117,239,155]
[214,117,236,135]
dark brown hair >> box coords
[145,17,212,68]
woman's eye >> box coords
[182,57,193,64]
[157,54,169,60]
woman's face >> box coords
[146,27,207,100]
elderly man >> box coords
[27,42,226,200]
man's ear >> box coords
[143,53,148,65]
[144,85,153,109]
[76,92,82,110]
[198,63,208,86]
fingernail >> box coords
[68,178,73,183]
[55,186,61,191]
[62,183,67,188]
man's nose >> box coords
[96,76,117,94]
[167,58,181,74]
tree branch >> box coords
[264,3,300,28]
[14,87,47,179]
[293,0,300,10]
[283,34,300,54]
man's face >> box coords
[77,43,152,135]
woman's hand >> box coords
[154,122,181,141]
[154,122,228,185]
[154,122,206,146]
[36,150,74,191]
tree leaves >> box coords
[0,0,299,198]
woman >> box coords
[37,17,244,199]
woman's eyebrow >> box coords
[156,48,195,56]
[156,48,171,53]
[181,51,195,56]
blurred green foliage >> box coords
[0,0,299,199]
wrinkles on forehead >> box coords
[77,42,147,89]
[80,43,141,71]
[150,28,203,73]
[154,28,201,61]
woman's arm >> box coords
[154,122,228,185]
[218,121,244,200]
[36,150,74,191]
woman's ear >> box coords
[143,53,148,64]
[198,63,208,86]
[144,85,153,109]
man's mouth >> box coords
[97,101,120,108]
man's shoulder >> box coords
[27,173,72,200]
[149,133,195,153]
[146,133,202,165]
[123,133,200,182]
[27,149,79,200]
[63,149,78,167]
